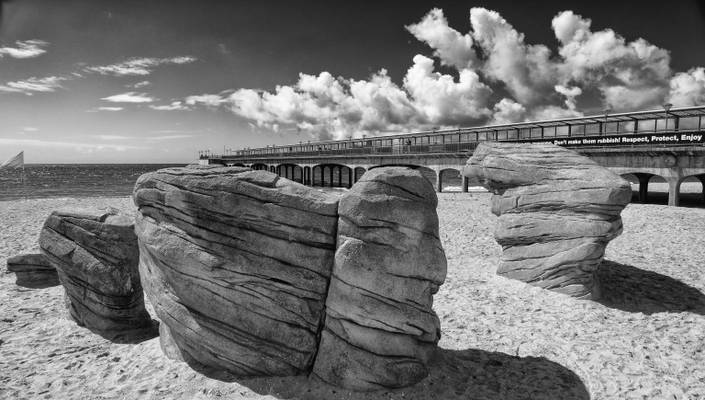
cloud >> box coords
[491,98,526,124]
[223,70,422,139]
[554,84,582,110]
[149,101,189,111]
[0,76,67,95]
[96,106,124,111]
[21,127,39,132]
[147,135,194,140]
[185,93,229,107]
[97,134,193,141]
[97,135,131,140]
[0,39,49,59]
[406,8,476,69]
[85,56,196,76]
[101,92,155,103]
[668,67,705,107]
[552,11,671,110]
[185,7,703,139]
[470,8,558,107]
[0,138,144,152]
[403,54,491,124]
[130,80,150,88]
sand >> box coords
[1,194,705,399]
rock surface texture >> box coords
[6,253,59,288]
[312,167,447,390]
[38,208,154,339]
[133,167,339,377]
[463,142,631,299]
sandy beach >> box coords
[2,193,705,399]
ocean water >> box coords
[0,164,184,201]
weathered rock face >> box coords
[6,253,59,288]
[133,167,339,377]
[38,208,154,339]
[312,167,447,391]
[463,142,631,299]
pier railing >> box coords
[201,105,705,160]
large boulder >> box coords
[38,208,155,339]
[312,167,447,391]
[6,253,59,288]
[463,142,631,299]
[133,167,339,377]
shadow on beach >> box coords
[596,260,705,315]
[630,191,705,209]
[188,347,589,400]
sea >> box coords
[0,164,184,201]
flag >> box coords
[0,151,24,170]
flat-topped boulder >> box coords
[39,207,155,340]
[463,142,631,299]
[6,253,59,288]
[133,167,340,377]
[313,167,447,391]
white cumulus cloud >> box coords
[406,8,477,69]
[182,7,705,139]
[403,54,491,124]
[668,67,705,107]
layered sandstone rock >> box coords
[463,142,631,299]
[313,167,447,391]
[133,167,339,376]
[38,208,154,339]
[6,253,59,288]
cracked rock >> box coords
[312,167,447,391]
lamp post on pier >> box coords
[663,103,673,131]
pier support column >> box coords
[668,178,681,207]
[636,174,651,203]
[462,176,469,193]
[347,168,353,188]
[436,171,443,193]
[328,167,334,187]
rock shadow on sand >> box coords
[596,260,705,315]
[187,348,589,400]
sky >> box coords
[0,0,704,163]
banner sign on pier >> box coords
[511,132,705,147]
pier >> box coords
[202,105,705,206]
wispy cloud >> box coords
[95,134,193,141]
[185,93,228,107]
[148,134,193,140]
[101,92,155,103]
[0,138,144,152]
[0,76,68,95]
[149,101,189,111]
[85,56,196,76]
[97,106,124,111]
[130,80,151,88]
[22,127,39,132]
[0,39,49,59]
[97,135,131,140]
